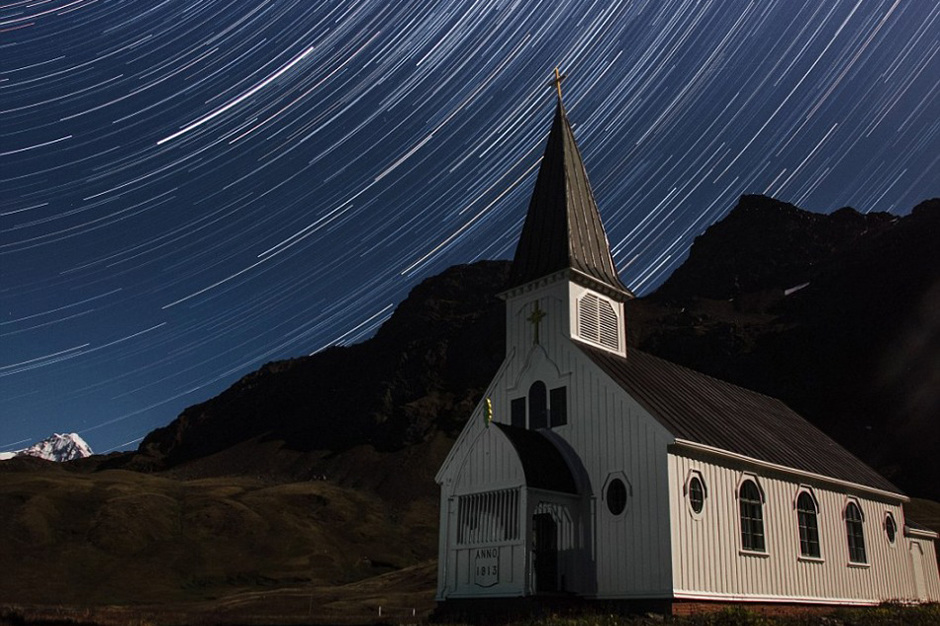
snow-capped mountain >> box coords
[0,433,93,462]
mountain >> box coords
[638,195,940,498]
[112,194,939,500]
[2,195,938,613]
[0,432,93,462]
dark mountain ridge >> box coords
[3,194,938,611]
[110,194,939,499]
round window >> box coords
[885,513,897,544]
[689,476,705,514]
[606,479,627,515]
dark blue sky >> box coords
[2,1,938,455]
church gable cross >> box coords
[526,301,547,345]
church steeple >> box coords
[508,72,632,301]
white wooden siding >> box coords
[504,282,675,598]
[439,275,940,605]
[439,426,528,599]
[453,426,526,495]
[907,536,940,602]
[668,452,938,604]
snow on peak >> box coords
[0,433,93,462]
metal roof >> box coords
[508,98,632,299]
[495,423,578,494]
[579,344,900,495]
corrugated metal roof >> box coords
[508,99,631,299]
[495,423,578,494]
[579,344,900,494]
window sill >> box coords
[847,560,870,569]
[798,555,825,563]
[739,549,769,558]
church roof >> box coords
[508,98,632,299]
[495,423,578,494]
[579,344,901,495]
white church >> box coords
[434,76,940,614]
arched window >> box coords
[885,513,897,544]
[528,381,547,429]
[796,492,820,558]
[739,480,765,552]
[845,501,867,563]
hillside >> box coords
[121,194,940,499]
[1,195,938,616]
[639,195,940,497]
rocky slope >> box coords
[121,194,939,499]
[2,194,938,610]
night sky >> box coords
[2,1,938,456]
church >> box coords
[434,73,940,614]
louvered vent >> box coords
[578,293,619,351]
[578,293,599,341]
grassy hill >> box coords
[2,196,938,623]
[0,457,437,609]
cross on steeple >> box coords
[526,301,546,344]
[548,67,567,101]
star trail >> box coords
[1,1,938,454]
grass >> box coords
[507,603,940,626]
[1,462,937,625]
[0,466,437,608]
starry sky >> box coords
[2,1,938,456]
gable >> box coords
[579,344,900,495]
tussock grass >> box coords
[0,467,436,607]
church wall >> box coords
[437,424,529,599]
[563,350,675,599]
[501,284,676,599]
[668,452,937,604]
[906,534,940,602]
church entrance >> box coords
[533,512,558,593]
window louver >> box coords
[578,293,619,351]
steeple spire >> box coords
[508,71,632,300]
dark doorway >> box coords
[533,512,558,593]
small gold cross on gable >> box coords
[526,301,546,345]
[548,67,567,100]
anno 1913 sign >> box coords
[473,547,499,587]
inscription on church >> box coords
[473,547,499,587]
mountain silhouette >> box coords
[108,194,939,500]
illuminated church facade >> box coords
[434,79,940,613]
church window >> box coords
[739,480,765,552]
[689,475,705,514]
[885,513,897,544]
[511,398,526,428]
[457,488,520,545]
[528,381,548,429]
[796,491,821,558]
[549,386,567,427]
[577,293,619,351]
[606,479,627,516]
[845,501,867,563]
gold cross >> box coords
[526,301,546,345]
[548,67,567,100]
